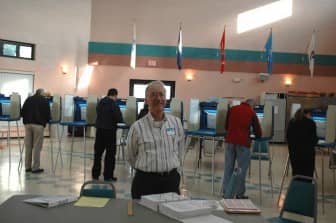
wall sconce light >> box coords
[185,72,194,82]
[61,65,69,75]
[90,61,99,66]
[284,78,292,87]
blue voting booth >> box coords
[311,108,327,139]
[185,98,229,194]
[0,93,22,168]
[57,95,98,181]
[43,94,62,173]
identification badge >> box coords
[166,128,176,136]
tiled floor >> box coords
[0,134,335,222]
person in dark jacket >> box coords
[92,88,123,181]
[21,88,51,173]
[287,108,318,178]
[222,99,262,199]
[137,103,148,120]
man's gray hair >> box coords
[145,80,166,97]
[35,88,45,96]
[245,98,256,107]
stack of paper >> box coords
[220,199,261,214]
[139,192,188,211]
[74,196,109,208]
[159,200,217,220]
[24,195,78,208]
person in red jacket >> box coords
[222,99,262,199]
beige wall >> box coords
[0,0,91,96]
[0,0,335,113]
[89,0,336,114]
[91,0,336,53]
[89,65,336,115]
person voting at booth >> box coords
[91,88,123,181]
[286,108,318,178]
[22,88,51,173]
[223,99,262,199]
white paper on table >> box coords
[182,214,232,223]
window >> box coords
[129,79,176,113]
[237,0,292,33]
[0,39,35,60]
[0,70,34,128]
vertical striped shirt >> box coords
[126,112,185,173]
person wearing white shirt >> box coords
[127,81,185,199]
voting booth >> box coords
[28,94,62,173]
[0,93,22,168]
[185,98,229,194]
[165,98,184,122]
[251,100,274,204]
[116,96,137,161]
[57,95,98,181]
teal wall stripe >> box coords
[89,42,336,66]
[315,55,336,66]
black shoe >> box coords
[104,177,117,182]
[235,195,249,199]
[25,168,32,172]
[32,168,44,174]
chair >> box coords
[222,168,241,199]
[80,180,116,198]
[268,175,317,223]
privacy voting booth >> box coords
[0,93,22,168]
[164,98,184,122]
[57,95,98,180]
[251,101,274,204]
[185,98,229,194]
[118,96,137,127]
[253,101,274,139]
[41,94,62,173]
[117,96,137,161]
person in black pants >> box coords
[287,108,318,178]
[127,81,185,199]
[92,88,123,181]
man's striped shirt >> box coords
[126,113,185,173]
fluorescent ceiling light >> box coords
[237,0,292,33]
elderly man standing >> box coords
[127,81,185,199]
[21,88,51,173]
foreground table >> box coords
[0,195,267,223]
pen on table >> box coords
[127,199,134,216]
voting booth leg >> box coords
[17,121,24,172]
[193,136,201,177]
[211,137,215,194]
[258,142,262,205]
[83,127,86,182]
[69,127,75,169]
[277,154,290,206]
[48,125,55,174]
[319,148,325,214]
[54,126,64,172]
[57,124,63,167]
[15,121,22,168]
[7,122,11,167]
